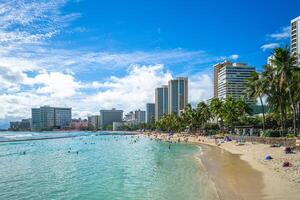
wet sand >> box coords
[199,144,265,200]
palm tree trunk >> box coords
[288,90,297,135]
[279,104,284,137]
[259,95,265,132]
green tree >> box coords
[246,71,266,131]
[209,97,224,131]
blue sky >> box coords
[0,0,299,127]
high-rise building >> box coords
[31,108,41,131]
[134,109,146,124]
[291,16,300,66]
[168,77,188,115]
[100,108,123,129]
[146,103,155,123]
[31,106,72,131]
[155,86,168,120]
[55,107,72,129]
[40,106,55,129]
[88,115,101,130]
[214,61,231,97]
[214,61,256,104]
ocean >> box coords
[0,132,218,200]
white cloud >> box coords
[85,64,172,112]
[189,73,213,104]
[260,43,280,51]
[26,72,81,98]
[268,26,290,40]
[229,54,239,60]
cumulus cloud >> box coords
[85,64,172,112]
[260,43,280,51]
[189,73,213,104]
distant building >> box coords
[31,108,41,131]
[168,77,188,115]
[40,106,55,130]
[291,16,300,66]
[54,108,72,129]
[124,111,135,123]
[71,118,88,129]
[214,61,256,104]
[146,103,155,123]
[134,109,146,124]
[10,119,31,131]
[31,106,72,131]
[100,109,123,130]
[88,115,101,130]
[155,86,168,121]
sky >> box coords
[0,0,299,128]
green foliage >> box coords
[261,130,281,137]
[286,133,295,138]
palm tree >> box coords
[181,104,194,132]
[209,97,224,132]
[246,71,266,131]
[197,102,211,129]
[221,97,250,132]
[268,46,298,135]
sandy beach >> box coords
[146,132,300,200]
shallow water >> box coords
[0,132,218,200]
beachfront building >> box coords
[155,86,168,121]
[31,108,41,131]
[31,106,72,131]
[10,119,31,131]
[134,109,146,124]
[168,77,188,116]
[214,61,256,104]
[54,107,72,129]
[40,106,55,130]
[88,115,101,130]
[100,109,123,130]
[291,16,300,66]
[71,118,88,130]
[146,103,155,123]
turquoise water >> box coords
[0,132,218,200]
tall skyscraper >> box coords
[155,86,168,120]
[134,109,146,124]
[168,77,188,115]
[100,108,123,129]
[291,16,300,66]
[214,61,231,97]
[31,106,72,131]
[214,61,256,104]
[146,103,155,123]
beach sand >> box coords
[146,132,300,200]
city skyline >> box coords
[0,0,299,128]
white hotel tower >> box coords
[291,16,300,66]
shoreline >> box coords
[146,132,300,200]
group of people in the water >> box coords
[19,134,174,156]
